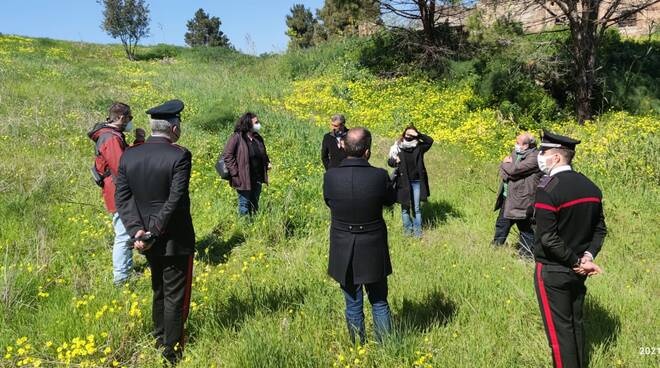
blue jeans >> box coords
[402,180,422,237]
[112,212,133,284]
[237,182,262,216]
[341,278,392,344]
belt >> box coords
[331,219,386,233]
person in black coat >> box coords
[387,126,434,237]
[324,127,396,344]
[533,130,607,368]
[321,114,348,170]
[115,100,195,365]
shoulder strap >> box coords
[94,129,125,156]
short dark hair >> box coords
[344,127,372,157]
[234,112,257,133]
[556,148,575,164]
[108,102,131,122]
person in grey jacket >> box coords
[493,132,542,257]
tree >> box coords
[286,4,318,49]
[381,0,468,45]
[318,0,382,37]
[99,0,150,60]
[534,0,660,123]
[483,0,660,123]
[185,8,232,48]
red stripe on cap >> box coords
[537,263,563,368]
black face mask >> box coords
[404,136,416,142]
[333,128,346,137]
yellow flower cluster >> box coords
[278,74,659,184]
[4,335,118,368]
[278,75,516,159]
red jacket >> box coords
[88,124,142,213]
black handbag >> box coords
[215,153,231,180]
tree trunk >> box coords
[418,1,436,44]
[571,23,597,124]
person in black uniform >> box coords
[533,129,607,368]
[115,99,195,365]
[323,127,397,344]
[321,114,349,170]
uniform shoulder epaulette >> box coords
[538,175,559,192]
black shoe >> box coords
[491,240,505,247]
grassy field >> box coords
[0,35,658,367]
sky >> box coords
[0,0,325,54]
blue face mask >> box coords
[123,120,134,132]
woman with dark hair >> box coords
[223,112,270,216]
[388,125,434,237]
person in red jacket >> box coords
[88,102,145,285]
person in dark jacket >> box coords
[387,126,434,237]
[88,102,144,285]
[533,130,607,368]
[492,132,542,257]
[115,100,195,365]
[223,112,271,216]
[324,127,396,344]
[321,114,348,170]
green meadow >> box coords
[0,35,658,367]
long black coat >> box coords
[321,132,348,170]
[387,134,434,207]
[323,158,396,285]
[115,136,195,256]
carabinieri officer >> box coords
[115,99,195,365]
[533,129,607,368]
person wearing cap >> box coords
[533,129,607,368]
[321,114,349,170]
[115,99,195,365]
[324,127,397,344]
[88,102,145,285]
[492,132,542,258]
[223,112,270,216]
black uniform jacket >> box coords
[321,132,348,170]
[115,136,195,256]
[323,158,396,285]
[533,170,607,268]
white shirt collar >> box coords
[550,165,572,176]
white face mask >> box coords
[537,152,557,175]
[514,144,522,153]
[123,120,134,132]
[252,123,262,132]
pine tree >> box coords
[185,8,231,48]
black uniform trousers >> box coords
[534,263,587,368]
[147,254,193,363]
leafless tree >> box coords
[484,0,660,123]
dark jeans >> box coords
[493,208,534,257]
[237,182,262,216]
[340,274,392,345]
